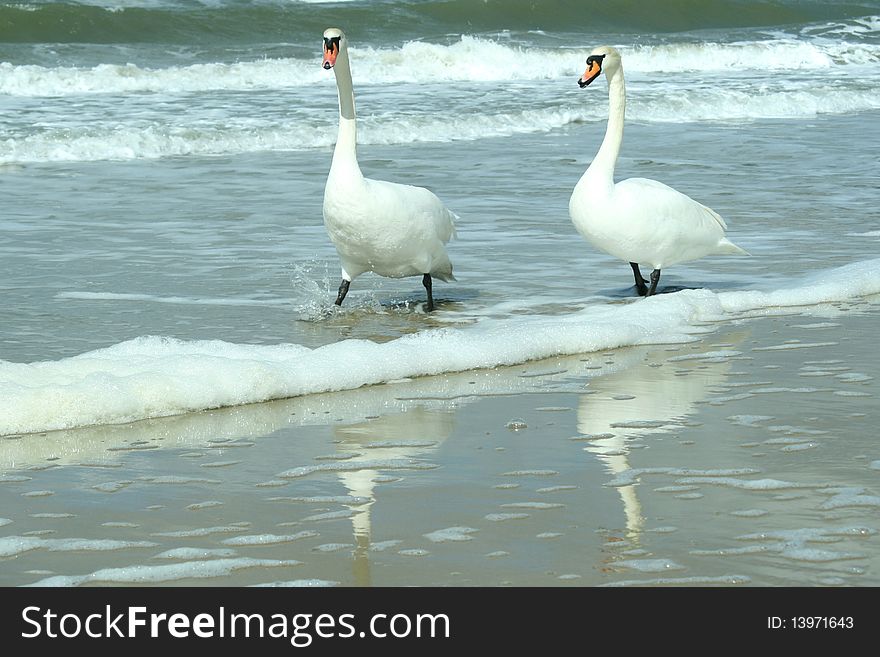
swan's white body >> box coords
[321,28,455,307]
[324,173,456,282]
[569,46,747,294]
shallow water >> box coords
[1,308,878,587]
[2,0,880,586]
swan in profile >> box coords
[569,46,748,296]
[321,27,456,311]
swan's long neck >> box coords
[588,66,625,182]
[330,46,362,179]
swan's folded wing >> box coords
[365,177,457,244]
[698,202,728,230]
[617,177,728,232]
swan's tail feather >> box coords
[431,267,456,283]
[430,256,456,283]
[447,210,459,241]
[718,238,750,256]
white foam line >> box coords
[25,558,302,587]
[1,259,878,436]
[601,574,751,586]
[57,291,291,307]
[0,536,157,558]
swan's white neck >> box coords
[330,45,363,180]
[588,66,625,182]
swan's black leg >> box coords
[334,279,351,306]
[630,262,648,296]
[422,274,434,311]
[646,269,661,297]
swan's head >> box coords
[323,27,346,70]
[578,46,621,88]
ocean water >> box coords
[1,0,880,586]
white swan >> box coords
[569,46,748,296]
[321,28,456,311]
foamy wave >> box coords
[0,108,590,163]
[2,36,877,97]
[631,86,880,123]
[2,259,878,437]
[624,39,879,71]
[0,59,320,97]
[801,15,880,40]
[5,79,878,164]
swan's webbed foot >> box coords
[422,274,434,312]
[646,269,661,297]
[630,262,648,296]
[334,279,351,306]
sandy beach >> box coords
[2,296,877,587]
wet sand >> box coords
[1,297,878,587]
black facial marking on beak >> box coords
[323,36,341,69]
[578,53,606,88]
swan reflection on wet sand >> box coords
[576,331,746,539]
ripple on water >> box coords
[500,502,564,510]
[614,559,686,573]
[780,443,819,452]
[152,525,250,538]
[25,558,302,587]
[92,481,133,493]
[423,527,479,543]
[607,467,761,487]
[277,459,439,479]
[186,500,224,510]
[752,342,838,351]
[0,536,157,558]
[726,415,775,426]
[312,544,352,553]
[138,476,221,485]
[601,575,750,587]
[266,495,370,505]
[835,373,873,383]
[251,579,340,587]
[152,548,238,560]
[369,540,402,552]
[221,531,319,546]
[500,470,559,477]
[693,527,874,564]
[819,487,880,509]
[485,513,530,522]
[302,509,357,522]
[730,509,770,518]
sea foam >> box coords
[1,259,878,436]
[1,37,876,97]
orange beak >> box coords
[322,42,338,70]
[578,60,602,88]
